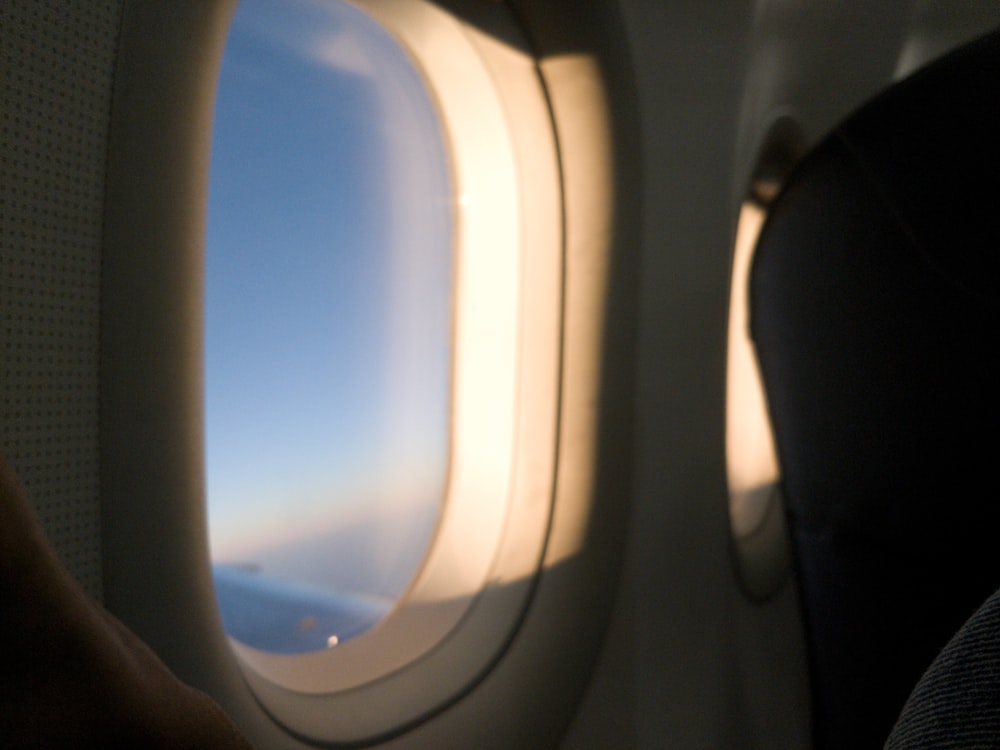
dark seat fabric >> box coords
[749,28,1000,750]
[887,585,1000,749]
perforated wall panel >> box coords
[1,2,124,600]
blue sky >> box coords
[204,0,452,595]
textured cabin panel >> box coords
[1,1,125,599]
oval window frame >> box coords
[222,0,563,741]
[99,0,637,745]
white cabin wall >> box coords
[562,3,760,745]
[564,0,752,748]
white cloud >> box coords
[307,30,376,77]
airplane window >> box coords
[726,117,803,601]
[205,0,452,655]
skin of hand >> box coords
[0,451,254,749]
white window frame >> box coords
[99,0,635,746]
[225,0,563,739]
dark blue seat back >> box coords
[750,28,1000,749]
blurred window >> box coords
[205,0,452,654]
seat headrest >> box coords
[749,27,1000,749]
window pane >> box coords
[205,0,452,655]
